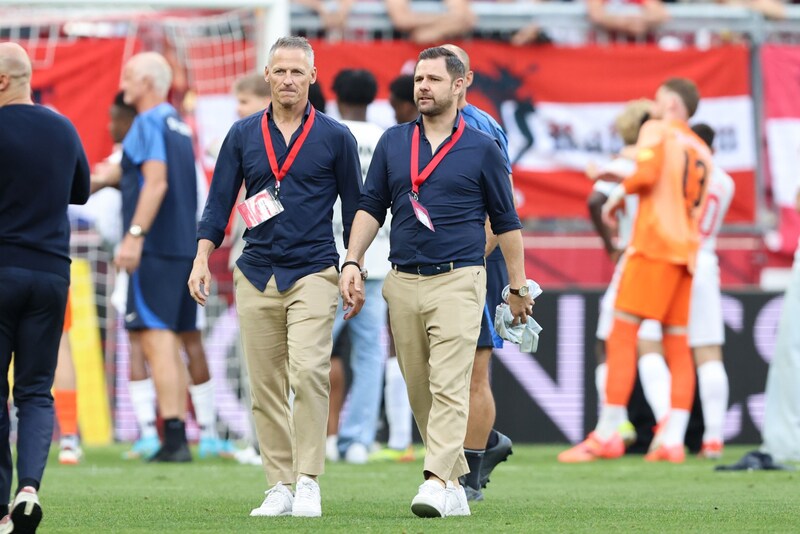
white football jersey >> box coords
[698,165,735,254]
[592,156,638,248]
[333,119,392,278]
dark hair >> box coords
[389,74,414,104]
[113,90,137,116]
[416,47,465,81]
[691,123,715,149]
[662,78,700,118]
[308,83,326,113]
[332,69,378,106]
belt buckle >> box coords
[417,265,423,276]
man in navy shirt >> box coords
[0,42,90,532]
[189,36,362,518]
[442,43,515,502]
[118,51,197,462]
[340,47,532,518]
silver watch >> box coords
[128,224,146,238]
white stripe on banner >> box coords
[766,119,800,207]
[501,96,755,173]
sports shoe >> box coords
[557,431,625,463]
[122,435,161,460]
[699,441,724,460]
[9,487,42,534]
[444,482,471,516]
[234,445,262,466]
[369,445,416,463]
[198,437,238,459]
[618,420,637,447]
[250,482,293,517]
[0,514,12,534]
[292,476,322,517]
[648,417,667,453]
[344,443,369,465]
[463,484,484,502]
[149,443,192,463]
[325,435,340,462]
[58,435,83,465]
[410,480,446,518]
[645,444,686,463]
[479,431,513,488]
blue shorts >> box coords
[476,254,508,349]
[126,254,196,332]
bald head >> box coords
[440,43,472,105]
[441,44,470,72]
[121,52,173,110]
[0,42,33,106]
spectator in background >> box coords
[719,0,786,20]
[293,0,357,33]
[586,0,669,39]
[386,0,477,44]
[327,69,388,465]
[389,74,418,124]
[0,41,90,532]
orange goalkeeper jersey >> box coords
[622,119,712,268]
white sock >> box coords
[128,378,157,439]
[697,360,729,444]
[189,380,218,440]
[638,352,671,422]
[596,404,628,441]
[385,357,413,450]
[661,409,691,447]
[595,363,607,406]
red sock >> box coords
[54,389,78,436]
[605,318,639,407]
[663,332,696,411]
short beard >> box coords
[418,95,453,117]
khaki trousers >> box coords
[382,266,486,480]
[234,266,339,485]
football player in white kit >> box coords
[638,123,735,458]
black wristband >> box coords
[341,261,361,272]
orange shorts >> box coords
[614,253,692,327]
[63,292,72,333]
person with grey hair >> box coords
[117,51,199,462]
[340,46,531,518]
[0,41,90,532]
[189,36,362,518]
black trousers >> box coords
[0,266,68,501]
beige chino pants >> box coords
[382,266,486,481]
[234,266,339,485]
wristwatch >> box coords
[128,224,147,238]
[509,285,529,297]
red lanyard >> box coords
[261,106,316,188]
[410,115,465,198]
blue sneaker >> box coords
[198,437,238,459]
[123,436,161,460]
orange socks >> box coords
[54,389,78,436]
[662,332,696,411]
[605,318,639,407]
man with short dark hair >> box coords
[388,74,417,124]
[340,47,532,518]
[189,36,362,518]
[0,41,90,532]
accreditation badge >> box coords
[236,187,284,230]
[409,193,435,232]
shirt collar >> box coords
[415,109,463,135]
[266,101,313,121]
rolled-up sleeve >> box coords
[358,134,392,227]
[197,126,243,247]
[482,141,522,235]
[335,129,363,249]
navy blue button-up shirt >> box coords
[359,112,521,267]
[197,102,362,292]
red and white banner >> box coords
[763,45,800,256]
[310,41,755,222]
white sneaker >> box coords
[344,443,369,465]
[9,486,42,532]
[410,480,446,518]
[445,482,471,516]
[292,476,322,517]
[59,435,83,465]
[234,445,262,466]
[325,435,340,462]
[250,482,293,517]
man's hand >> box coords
[188,257,212,306]
[601,184,626,230]
[508,293,534,325]
[608,248,623,264]
[114,234,144,274]
[339,263,365,320]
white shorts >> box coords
[596,252,723,348]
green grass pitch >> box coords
[33,444,797,533]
